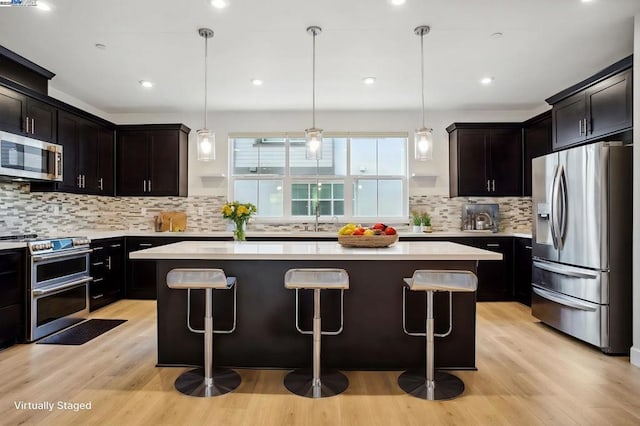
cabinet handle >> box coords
[492,179,495,192]
[25,116,29,133]
[486,243,500,248]
[143,180,147,192]
[93,277,104,283]
[31,118,35,134]
[148,180,152,192]
[82,175,86,188]
[77,175,82,188]
[91,261,104,266]
[106,256,112,270]
[525,245,532,250]
[139,243,153,247]
[110,243,121,248]
[99,178,104,191]
[92,246,104,251]
[92,294,104,300]
[585,118,590,135]
[487,180,490,192]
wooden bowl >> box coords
[337,234,399,248]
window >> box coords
[229,133,407,221]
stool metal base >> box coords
[284,368,349,398]
[398,369,465,400]
[175,367,241,397]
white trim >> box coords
[631,346,640,368]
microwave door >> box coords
[532,153,559,262]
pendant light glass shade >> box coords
[414,25,433,161]
[414,127,433,161]
[305,26,323,161]
[197,28,215,161]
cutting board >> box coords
[157,211,187,232]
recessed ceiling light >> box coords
[480,77,495,85]
[139,80,154,88]
[362,77,376,85]
[210,0,228,9]
[391,0,406,5]
[36,2,51,11]
[490,32,503,39]
[251,79,263,86]
[95,43,107,50]
[581,0,593,2]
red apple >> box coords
[384,227,397,235]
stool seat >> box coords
[284,268,349,290]
[167,268,236,290]
[403,270,477,293]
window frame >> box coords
[228,132,408,223]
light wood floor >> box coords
[1,301,640,426]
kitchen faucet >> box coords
[314,203,320,232]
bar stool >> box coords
[166,268,240,397]
[284,268,349,398]
[400,270,478,400]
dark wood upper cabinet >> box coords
[116,124,189,197]
[547,57,632,151]
[52,110,114,195]
[523,111,552,196]
[448,123,522,197]
[0,86,56,142]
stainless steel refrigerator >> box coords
[531,141,632,354]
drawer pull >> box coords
[93,277,104,283]
[92,262,104,266]
[525,245,532,250]
[138,243,153,247]
[486,243,500,248]
[91,294,104,300]
[110,244,122,248]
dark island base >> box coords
[155,259,478,370]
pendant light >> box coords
[305,26,323,160]
[197,28,215,161]
[414,25,433,161]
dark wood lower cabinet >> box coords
[0,249,25,350]
[90,238,124,311]
[514,238,533,306]
[458,238,514,302]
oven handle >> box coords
[32,248,93,262]
[33,277,93,297]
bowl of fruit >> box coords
[337,223,398,248]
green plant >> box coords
[411,211,422,226]
[421,212,431,227]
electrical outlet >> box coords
[141,208,147,215]
[198,207,204,215]
[53,205,59,215]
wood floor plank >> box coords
[1,300,640,425]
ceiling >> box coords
[0,0,638,114]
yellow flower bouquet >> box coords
[221,201,257,241]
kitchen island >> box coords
[130,240,501,370]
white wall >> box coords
[110,108,543,197]
[631,14,640,368]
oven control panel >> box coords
[28,237,90,254]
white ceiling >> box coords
[0,0,638,114]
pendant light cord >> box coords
[420,32,425,129]
[204,35,208,129]
[312,30,316,129]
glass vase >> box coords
[234,220,246,241]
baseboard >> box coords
[631,346,640,367]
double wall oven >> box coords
[27,237,92,341]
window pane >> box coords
[333,201,344,215]
[377,180,403,216]
[234,180,283,217]
[333,184,344,198]
[292,200,309,215]
[289,138,346,176]
[232,138,285,175]
[291,184,308,199]
[258,180,283,217]
[317,182,332,198]
[350,138,377,175]
[353,180,378,216]
[319,200,332,215]
[378,138,406,175]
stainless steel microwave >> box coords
[0,131,62,181]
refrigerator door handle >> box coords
[533,287,597,312]
[549,165,560,249]
[558,165,568,249]
[533,260,599,279]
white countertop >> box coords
[129,240,503,261]
[0,230,532,252]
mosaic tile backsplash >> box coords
[0,183,532,235]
